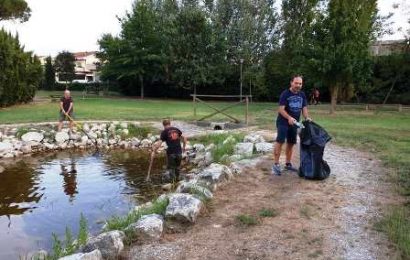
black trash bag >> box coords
[298,121,332,180]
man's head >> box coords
[290,75,303,93]
[64,90,71,98]
[162,119,171,128]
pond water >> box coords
[0,150,166,259]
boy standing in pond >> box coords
[153,119,187,182]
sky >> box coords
[0,0,408,56]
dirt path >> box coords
[124,126,401,260]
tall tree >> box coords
[309,0,378,113]
[54,51,75,85]
[43,56,55,90]
[0,0,31,22]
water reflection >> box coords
[0,149,165,259]
[0,160,43,217]
[60,158,78,202]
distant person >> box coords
[313,87,320,105]
[153,119,187,182]
[60,159,78,202]
[58,90,74,132]
[272,75,311,176]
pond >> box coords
[0,149,166,259]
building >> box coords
[71,51,100,83]
[370,39,408,56]
[39,51,101,83]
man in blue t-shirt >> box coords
[272,75,312,175]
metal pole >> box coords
[240,59,244,101]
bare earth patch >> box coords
[124,128,400,260]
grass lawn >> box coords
[1,93,410,256]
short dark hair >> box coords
[290,74,303,82]
[162,119,171,126]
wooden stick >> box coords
[146,151,155,182]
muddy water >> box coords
[0,150,166,259]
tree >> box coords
[43,56,55,90]
[308,0,378,113]
[0,0,31,22]
[0,29,42,106]
[54,51,75,85]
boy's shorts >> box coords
[59,111,74,122]
[276,123,297,144]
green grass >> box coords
[192,132,245,163]
[258,208,278,218]
[104,196,169,232]
[375,208,410,259]
[236,214,259,226]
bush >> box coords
[0,29,42,107]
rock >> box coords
[197,163,233,184]
[149,135,157,142]
[59,143,68,150]
[176,180,213,200]
[21,144,32,154]
[165,193,202,223]
[44,143,56,150]
[255,142,273,153]
[229,162,242,175]
[55,132,70,143]
[193,144,205,152]
[82,124,90,132]
[122,129,129,136]
[131,139,140,147]
[59,249,102,260]
[161,183,172,191]
[229,154,242,162]
[108,139,117,145]
[0,142,13,153]
[244,134,265,143]
[69,133,81,141]
[0,165,4,173]
[2,153,14,158]
[126,214,164,241]
[204,152,213,165]
[81,135,89,143]
[82,231,125,259]
[120,122,128,129]
[234,142,254,157]
[140,139,152,148]
[21,132,44,142]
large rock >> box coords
[165,193,202,223]
[59,250,102,260]
[193,144,205,152]
[55,132,69,143]
[140,139,152,148]
[197,163,233,184]
[234,142,254,157]
[126,214,164,241]
[21,132,44,142]
[0,142,13,153]
[82,230,125,259]
[255,142,273,153]
[176,180,213,200]
[244,134,265,143]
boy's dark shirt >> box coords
[60,97,73,112]
[160,126,182,155]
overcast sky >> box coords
[0,0,408,56]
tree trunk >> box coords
[140,75,144,99]
[330,85,339,114]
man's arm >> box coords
[302,107,312,121]
[181,135,187,152]
[278,105,296,125]
[60,101,65,113]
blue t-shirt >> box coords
[276,89,307,126]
